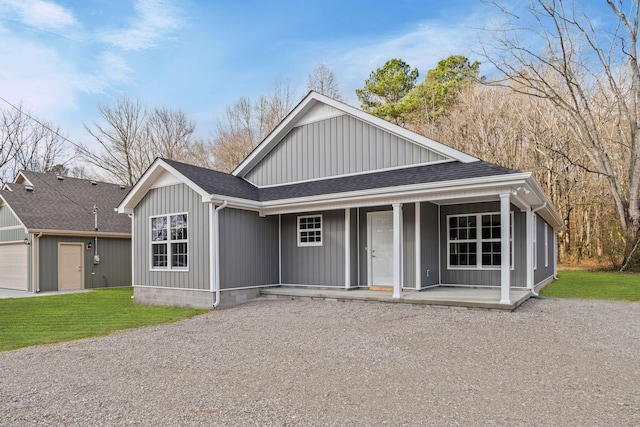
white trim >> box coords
[438,205,441,286]
[415,202,421,290]
[392,203,402,298]
[253,159,455,189]
[499,194,511,305]
[278,215,282,285]
[446,211,514,271]
[344,208,350,289]
[297,214,323,247]
[0,225,25,232]
[0,240,26,245]
[526,209,533,290]
[232,92,478,177]
[533,214,538,270]
[149,212,189,272]
[118,159,211,213]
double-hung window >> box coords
[448,212,513,269]
[151,213,188,270]
[298,215,322,247]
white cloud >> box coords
[0,0,77,31]
[100,0,183,51]
[320,13,489,105]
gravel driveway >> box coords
[1,297,639,426]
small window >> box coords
[298,215,322,247]
[544,223,549,267]
[151,213,188,270]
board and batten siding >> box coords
[440,202,527,287]
[281,210,345,286]
[245,115,448,186]
[420,202,440,287]
[219,208,279,289]
[38,236,131,291]
[0,205,25,242]
[133,183,209,290]
[534,214,555,285]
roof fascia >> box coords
[232,92,478,177]
[117,159,211,213]
[26,229,131,238]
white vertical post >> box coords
[526,208,533,291]
[278,214,282,285]
[500,194,511,304]
[345,208,350,289]
[393,203,403,298]
[415,202,421,290]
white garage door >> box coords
[0,243,28,291]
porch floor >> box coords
[260,286,532,311]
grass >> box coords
[540,270,640,301]
[0,288,208,352]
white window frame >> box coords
[544,222,549,267]
[150,212,188,271]
[446,211,514,271]
[533,214,537,270]
[297,214,323,247]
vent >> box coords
[119,185,126,190]
[56,176,64,181]
[90,181,97,186]
[25,185,34,192]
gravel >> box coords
[1,297,639,426]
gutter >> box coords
[210,200,228,308]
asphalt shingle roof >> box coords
[163,158,519,203]
[1,171,131,234]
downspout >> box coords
[530,202,547,296]
[211,200,228,308]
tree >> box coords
[211,81,295,172]
[483,0,640,270]
[307,63,344,100]
[356,58,419,125]
[0,102,69,183]
[78,97,208,186]
[409,55,481,127]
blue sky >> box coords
[0,0,609,147]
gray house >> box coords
[118,91,562,308]
[0,171,131,292]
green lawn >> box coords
[540,270,640,301]
[0,288,208,352]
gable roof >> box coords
[232,91,478,179]
[0,171,131,235]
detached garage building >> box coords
[0,171,131,293]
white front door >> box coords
[368,211,394,286]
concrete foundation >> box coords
[133,286,264,309]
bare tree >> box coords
[212,81,296,172]
[483,0,640,270]
[0,103,69,183]
[146,106,196,160]
[78,97,210,186]
[307,63,344,101]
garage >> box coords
[0,243,28,291]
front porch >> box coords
[260,286,532,311]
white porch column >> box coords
[393,203,403,298]
[500,194,511,304]
[526,208,533,291]
[415,202,421,290]
[345,208,350,289]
